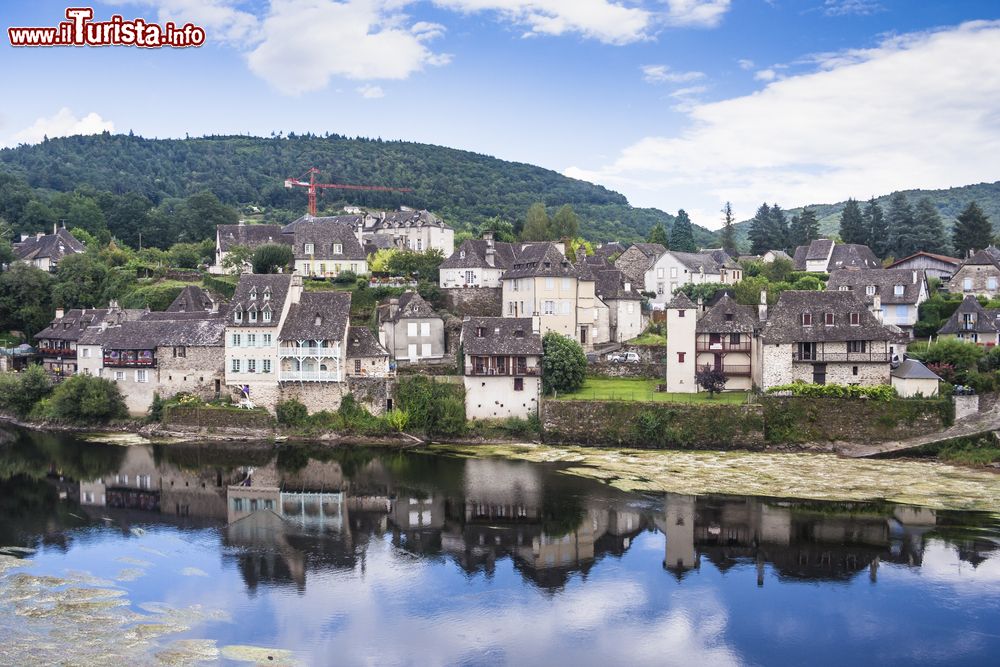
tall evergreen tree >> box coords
[838,198,866,245]
[748,203,772,255]
[520,202,552,241]
[647,221,669,247]
[550,204,580,240]
[789,207,819,248]
[720,201,737,256]
[912,197,950,256]
[887,192,916,259]
[767,204,790,252]
[863,198,889,258]
[670,209,697,252]
[952,201,992,256]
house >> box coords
[664,293,697,392]
[345,327,391,377]
[891,359,942,398]
[792,239,881,272]
[362,208,455,257]
[439,232,519,288]
[377,291,445,363]
[947,247,1000,298]
[277,291,352,384]
[13,226,85,272]
[936,294,1000,346]
[887,251,961,281]
[36,306,142,377]
[212,223,286,274]
[693,294,759,391]
[283,219,368,278]
[501,243,610,349]
[592,242,627,262]
[460,316,542,420]
[593,267,644,342]
[614,243,666,291]
[759,291,896,390]
[638,248,742,310]
[166,285,224,314]
[762,250,793,264]
[826,268,928,335]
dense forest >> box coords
[0,132,719,246]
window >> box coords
[546,277,554,289]
[725,313,734,321]
[801,313,812,326]
[116,474,128,485]
[514,377,524,391]
[657,268,664,278]
[231,358,241,373]
[514,329,525,339]
[670,267,677,278]
[866,285,876,296]
[825,313,834,326]
[848,340,867,353]
[894,284,905,296]
[850,312,861,325]
[562,278,570,290]
[508,302,517,316]
[82,348,90,358]
[839,285,849,291]
[248,309,257,323]
[853,366,859,376]
[627,302,634,314]
[263,287,271,301]
[990,277,998,290]
[136,369,148,383]
[262,309,272,323]
[334,243,343,254]
[476,327,485,338]
[263,334,272,346]
[355,359,362,373]
[262,359,271,373]
[247,334,256,347]
[421,343,432,357]
[234,309,243,323]
[657,283,665,295]
[138,475,151,490]
[232,498,243,511]
[407,323,418,336]
[114,371,125,382]
[895,304,907,320]
[420,322,430,336]
[247,359,256,373]
[318,263,325,275]
[730,333,741,345]
[964,277,973,291]
[304,243,314,254]
[465,270,475,284]
[249,287,257,299]
[678,310,685,318]
[232,333,241,347]
[173,346,186,358]
[417,238,423,251]
[677,351,685,363]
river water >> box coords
[0,427,998,666]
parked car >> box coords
[609,351,640,363]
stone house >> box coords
[891,359,942,398]
[593,267,644,343]
[792,239,881,272]
[947,247,1000,298]
[439,232,520,289]
[362,208,455,257]
[639,248,741,310]
[284,219,368,278]
[762,250,793,264]
[887,251,961,282]
[826,268,929,335]
[37,306,142,377]
[377,291,446,363]
[212,223,286,274]
[693,294,760,391]
[614,243,666,291]
[460,316,542,420]
[759,291,896,390]
[13,226,85,272]
[346,327,391,377]
[277,291,352,384]
[936,294,1000,346]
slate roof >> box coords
[959,246,1000,270]
[631,243,667,259]
[826,268,926,305]
[369,209,447,230]
[36,308,141,343]
[696,294,757,333]
[440,239,520,270]
[592,242,626,260]
[217,224,287,252]
[891,359,942,381]
[670,251,727,274]
[346,327,388,359]
[14,228,85,264]
[230,274,292,328]
[887,251,961,269]
[286,221,366,261]
[97,317,226,349]
[793,241,880,271]
[166,286,222,313]
[761,291,892,343]
[461,317,542,356]
[806,239,835,261]
[282,214,363,233]
[765,250,793,262]
[502,243,580,279]
[937,295,999,335]
[387,291,440,321]
[594,268,642,301]
[665,292,696,309]
[279,292,351,341]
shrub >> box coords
[695,365,727,396]
[908,338,984,371]
[46,374,128,423]
[542,332,587,395]
[149,393,164,422]
[766,381,897,401]
[0,365,53,417]
[333,270,358,284]
[276,398,309,427]
[394,376,466,438]
[252,243,294,274]
[384,409,410,432]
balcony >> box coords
[279,371,342,383]
[279,346,341,359]
[468,367,540,377]
[695,341,751,352]
[104,357,157,368]
[38,346,76,358]
[792,352,891,363]
[721,365,751,376]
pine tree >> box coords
[952,201,992,256]
[520,202,552,241]
[789,207,819,248]
[720,202,737,256]
[647,221,669,247]
[768,204,790,252]
[863,198,889,258]
[748,203,772,255]
[670,209,696,252]
[912,197,950,256]
[887,192,916,259]
[838,198,866,245]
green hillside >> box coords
[0,133,718,247]
[733,181,1000,251]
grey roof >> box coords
[346,327,388,359]
[461,317,542,356]
[288,221,366,261]
[766,250,793,262]
[696,294,757,333]
[631,243,667,258]
[670,251,726,274]
[97,317,226,349]
[937,295,999,335]
[369,209,448,231]
[440,238,520,270]
[217,224,287,252]
[230,274,292,328]
[282,214,363,233]
[594,268,642,301]
[665,292,696,309]
[892,359,942,381]
[502,243,580,279]
[826,269,926,306]
[806,239,835,261]
[761,291,892,343]
[959,246,1000,270]
[279,292,351,341]
[14,228,85,263]
[36,308,141,343]
[793,240,880,271]
[592,242,626,260]
[388,291,440,321]
[166,286,222,313]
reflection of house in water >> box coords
[79,446,159,511]
[656,494,699,577]
[226,509,306,593]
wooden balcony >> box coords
[279,346,341,359]
[279,371,342,382]
[104,352,156,367]
[38,346,76,358]
[468,367,540,377]
[792,352,890,363]
[695,341,751,352]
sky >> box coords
[1,1,999,229]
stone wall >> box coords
[443,287,502,317]
[760,396,952,443]
[953,394,980,421]
[163,405,274,429]
[588,362,665,379]
[346,377,392,415]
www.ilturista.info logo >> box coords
[8,7,205,48]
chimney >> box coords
[531,315,540,334]
[696,296,704,312]
[624,281,631,293]
[872,293,883,322]
[36,232,44,241]
[55,308,65,320]
[211,301,219,314]
[758,290,767,322]
[238,219,246,226]
[485,237,496,267]
[912,270,917,284]
[388,297,399,319]
[53,223,57,235]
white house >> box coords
[460,316,542,420]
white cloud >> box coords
[753,68,777,81]
[434,0,655,45]
[247,1,449,95]
[663,0,731,28]
[737,58,754,70]
[564,20,1000,228]
[823,0,884,17]
[642,64,705,84]
[357,84,386,98]
[108,0,260,43]
[10,108,115,145]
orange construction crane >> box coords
[284,167,412,216]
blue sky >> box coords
[2,1,1000,228]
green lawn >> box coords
[626,333,667,346]
[554,378,750,404]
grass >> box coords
[554,378,750,404]
[627,333,667,346]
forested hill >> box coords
[0,132,715,245]
[732,181,1000,249]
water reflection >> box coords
[1,426,999,664]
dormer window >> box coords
[262,307,272,323]
[825,313,834,326]
[514,329,525,338]
[850,312,860,326]
[334,243,343,254]
[894,284,904,296]
[304,243,315,255]
[725,313,734,321]
[460,250,466,259]
[801,313,812,326]
[865,285,876,296]
[314,313,322,326]
[263,286,271,301]
[248,307,258,323]
[476,327,486,338]
[839,285,849,291]
[234,308,243,323]
[249,287,257,300]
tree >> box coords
[176,191,239,244]
[368,247,399,273]
[695,365,727,397]
[720,202,737,256]
[550,204,580,240]
[46,374,128,423]
[887,192,916,258]
[20,200,57,233]
[0,263,54,336]
[748,203,773,255]
[0,364,52,417]
[520,202,552,241]
[669,209,696,252]
[647,222,669,247]
[541,332,587,395]
[385,249,445,282]
[767,204,790,251]
[863,198,889,258]
[252,243,294,274]
[912,197,950,256]
[52,253,110,309]
[953,201,992,256]
[480,216,516,243]
[838,199,866,245]
[790,207,819,248]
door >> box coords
[713,353,722,372]
[580,327,588,345]
[812,363,827,385]
[408,343,418,360]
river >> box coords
[0,426,998,666]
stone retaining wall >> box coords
[588,362,665,379]
[443,288,502,317]
[163,406,274,429]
